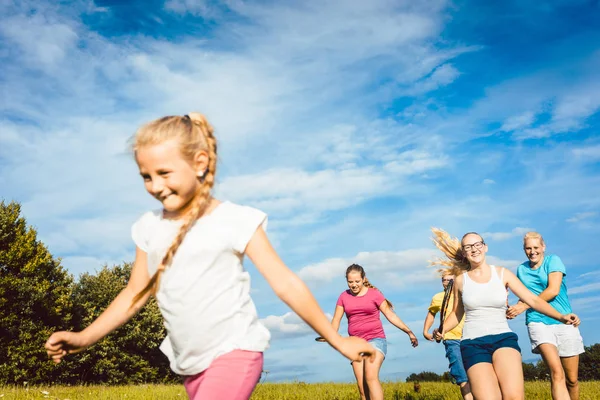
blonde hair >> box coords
[523,231,545,246]
[131,113,218,305]
[430,228,484,276]
[345,264,393,309]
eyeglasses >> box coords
[442,278,454,283]
[462,241,485,252]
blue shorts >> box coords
[369,337,387,358]
[350,337,387,364]
[444,340,468,384]
[460,332,521,371]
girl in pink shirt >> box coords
[332,264,419,400]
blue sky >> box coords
[1,0,599,384]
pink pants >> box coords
[183,350,264,400]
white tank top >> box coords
[461,266,511,340]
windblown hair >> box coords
[523,231,545,246]
[131,113,218,306]
[345,264,393,309]
[430,228,484,277]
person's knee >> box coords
[549,367,566,383]
[565,375,578,388]
[364,373,380,386]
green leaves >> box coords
[0,200,177,385]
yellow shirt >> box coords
[428,291,465,340]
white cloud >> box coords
[566,212,597,223]
[501,111,536,132]
[260,311,333,340]
[483,227,533,241]
[570,295,600,311]
[482,178,496,185]
[513,82,600,140]
[569,282,600,295]
[573,144,600,162]
[164,0,209,16]
[402,63,461,96]
[297,249,438,284]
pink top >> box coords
[336,288,386,341]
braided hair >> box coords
[131,113,218,305]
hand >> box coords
[408,332,419,347]
[432,328,443,341]
[506,303,527,319]
[337,336,376,363]
[561,313,580,327]
[423,332,434,342]
[45,331,89,364]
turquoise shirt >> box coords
[517,254,572,325]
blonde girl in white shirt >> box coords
[45,113,374,400]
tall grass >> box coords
[2,381,599,399]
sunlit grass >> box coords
[1,381,599,399]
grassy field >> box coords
[1,381,599,399]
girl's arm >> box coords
[46,247,152,363]
[379,301,418,347]
[506,271,563,319]
[246,227,374,361]
[423,311,436,341]
[504,268,580,326]
[433,275,464,339]
[331,305,344,333]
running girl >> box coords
[431,229,580,400]
[45,113,374,400]
[507,232,584,400]
[332,264,418,400]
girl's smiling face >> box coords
[136,139,206,218]
[461,233,488,267]
[346,271,365,294]
[524,238,545,265]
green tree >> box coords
[406,371,443,382]
[579,343,600,381]
[0,200,74,384]
[67,263,178,384]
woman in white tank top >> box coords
[431,229,580,400]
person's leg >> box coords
[556,324,585,400]
[183,350,263,400]
[363,350,385,400]
[561,355,580,400]
[445,340,472,400]
[492,347,524,400]
[538,343,569,400]
[466,363,502,400]
[459,382,473,400]
[351,360,368,400]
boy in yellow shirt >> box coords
[423,273,472,400]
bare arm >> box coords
[246,227,374,361]
[423,311,436,341]
[46,247,152,362]
[380,301,418,347]
[507,271,562,318]
[504,268,579,325]
[331,305,344,333]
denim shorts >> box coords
[460,332,521,371]
[369,337,387,358]
[444,340,468,384]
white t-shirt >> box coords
[131,201,271,376]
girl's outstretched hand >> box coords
[337,336,376,363]
[45,331,89,363]
[408,332,419,347]
[561,313,580,327]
